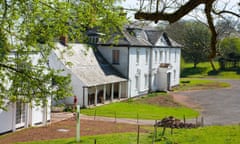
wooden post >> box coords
[161,127,166,136]
[171,127,173,135]
[137,113,139,124]
[137,125,140,144]
[183,115,186,124]
[196,116,198,126]
[76,105,80,142]
[154,120,158,139]
[94,110,96,120]
[201,117,204,127]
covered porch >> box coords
[84,81,128,107]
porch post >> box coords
[42,104,47,126]
[12,103,16,132]
[118,82,122,99]
[24,103,29,128]
[111,83,114,101]
[83,87,88,107]
[103,85,106,103]
[95,87,98,105]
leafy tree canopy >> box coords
[0,0,126,110]
[218,37,240,58]
[165,21,211,68]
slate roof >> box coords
[99,25,181,47]
[54,43,127,87]
[144,30,163,45]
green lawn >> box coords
[181,62,240,79]
[81,101,198,120]
[18,125,240,144]
[173,78,230,91]
[157,125,240,144]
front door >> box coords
[15,101,26,128]
[167,72,171,91]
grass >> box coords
[157,125,240,144]
[16,133,152,144]
[81,102,198,120]
[18,125,240,144]
[181,61,240,79]
[173,78,230,91]
[81,92,198,120]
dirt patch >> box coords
[172,93,201,110]
[139,94,181,107]
[0,94,196,144]
[0,118,148,144]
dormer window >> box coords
[134,29,142,38]
[127,27,142,38]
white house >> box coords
[49,25,181,107]
[49,43,128,108]
[0,53,51,134]
[96,25,182,98]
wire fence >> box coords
[80,109,204,144]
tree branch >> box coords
[135,0,209,23]
[212,10,240,17]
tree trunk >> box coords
[194,63,197,68]
[209,58,216,71]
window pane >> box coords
[112,50,120,64]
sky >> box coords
[118,0,239,23]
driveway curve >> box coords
[173,79,240,125]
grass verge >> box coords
[18,125,240,144]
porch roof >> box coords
[54,43,127,87]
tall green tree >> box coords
[0,0,126,110]
[218,37,240,58]
[183,22,211,68]
[165,21,211,68]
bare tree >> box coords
[134,0,240,71]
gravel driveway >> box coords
[174,79,240,125]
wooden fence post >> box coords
[201,117,204,127]
[94,139,96,144]
[183,115,186,125]
[137,113,139,124]
[94,110,96,120]
[137,125,140,144]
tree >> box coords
[0,0,126,110]
[183,22,211,68]
[218,37,240,58]
[134,0,240,71]
[216,18,238,39]
[165,21,211,68]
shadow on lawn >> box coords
[181,67,208,77]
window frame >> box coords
[112,50,120,64]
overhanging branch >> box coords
[135,0,209,23]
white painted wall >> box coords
[128,47,150,97]
[97,46,129,78]
[0,103,14,134]
[48,51,85,107]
